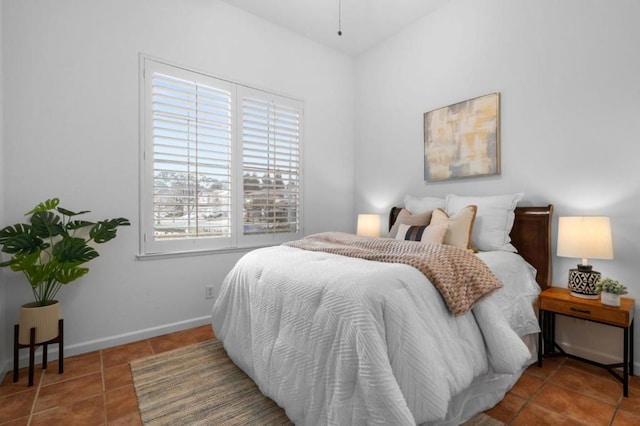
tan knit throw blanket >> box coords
[284,232,503,316]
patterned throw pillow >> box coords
[394,223,448,244]
[389,208,433,238]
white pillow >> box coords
[446,193,524,252]
[404,194,445,214]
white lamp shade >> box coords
[557,216,614,262]
[356,214,381,238]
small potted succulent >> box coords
[595,278,628,307]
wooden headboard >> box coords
[389,205,554,289]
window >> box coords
[140,58,303,255]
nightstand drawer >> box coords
[539,297,629,327]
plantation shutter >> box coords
[240,87,302,238]
[141,58,303,255]
[147,62,233,250]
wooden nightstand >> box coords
[538,287,635,396]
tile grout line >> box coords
[608,384,625,426]
[530,358,627,425]
[508,358,565,425]
[26,369,46,426]
[553,360,624,420]
[101,349,108,425]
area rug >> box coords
[130,339,503,425]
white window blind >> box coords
[141,58,303,255]
[240,88,301,237]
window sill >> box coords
[136,243,278,261]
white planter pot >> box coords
[600,292,621,307]
[18,301,61,345]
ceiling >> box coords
[219,0,451,56]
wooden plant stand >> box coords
[13,319,64,386]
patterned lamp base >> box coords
[568,267,601,299]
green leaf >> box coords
[7,251,44,286]
[1,234,44,254]
[89,218,130,244]
[66,220,96,231]
[26,198,60,215]
[103,218,131,227]
[55,267,89,284]
[53,237,99,264]
[30,211,66,239]
[90,222,117,243]
[0,224,44,255]
[25,259,52,286]
[0,224,31,243]
[0,224,29,243]
[57,207,91,217]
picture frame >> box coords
[423,92,500,182]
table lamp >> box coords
[557,216,613,299]
[356,214,381,238]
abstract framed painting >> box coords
[423,92,500,181]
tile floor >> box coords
[0,325,214,425]
[1,325,639,425]
[486,356,640,425]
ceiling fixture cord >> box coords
[337,0,342,36]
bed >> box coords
[212,201,553,425]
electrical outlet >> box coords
[205,285,216,299]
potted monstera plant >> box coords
[0,198,130,345]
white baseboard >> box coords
[3,315,212,373]
[0,359,11,379]
[555,339,639,372]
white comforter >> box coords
[211,246,540,425]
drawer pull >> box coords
[570,307,591,314]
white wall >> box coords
[0,0,7,373]
[1,0,354,370]
[355,0,640,366]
